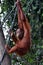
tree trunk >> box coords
[0,22,11,65]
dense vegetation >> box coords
[0,0,43,65]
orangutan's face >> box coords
[16,28,24,40]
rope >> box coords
[3,2,16,22]
[0,1,23,65]
[10,7,17,30]
[3,0,22,22]
[0,50,7,65]
[0,1,17,65]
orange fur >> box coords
[5,0,31,56]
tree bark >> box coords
[0,22,11,65]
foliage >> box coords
[0,0,43,65]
